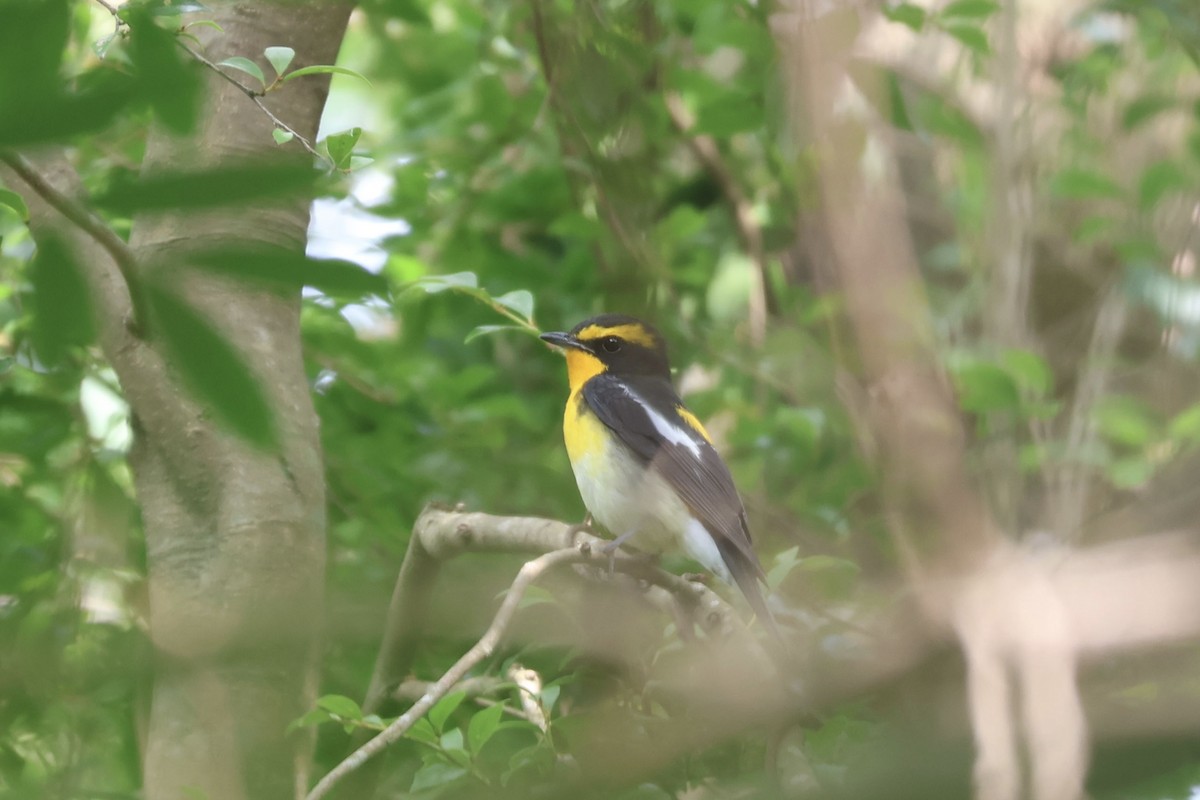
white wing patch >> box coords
[619,384,702,456]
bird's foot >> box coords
[600,529,638,576]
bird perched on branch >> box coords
[541,314,777,633]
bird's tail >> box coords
[718,539,785,644]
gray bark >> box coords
[131,7,352,799]
[5,4,352,798]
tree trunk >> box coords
[118,5,349,798]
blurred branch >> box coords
[0,150,148,333]
[361,506,741,717]
[306,545,592,800]
[664,92,769,345]
[1046,287,1127,541]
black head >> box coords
[540,314,671,386]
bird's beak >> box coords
[539,331,589,353]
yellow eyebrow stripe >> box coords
[575,323,658,349]
[675,406,714,444]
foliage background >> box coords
[4,0,1200,798]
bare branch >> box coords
[0,150,147,332]
[361,507,741,717]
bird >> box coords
[540,313,777,632]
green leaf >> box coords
[263,46,295,77]
[317,694,363,720]
[218,56,266,88]
[324,126,362,170]
[282,65,372,85]
[1169,403,1200,442]
[407,718,439,745]
[127,7,202,134]
[272,128,294,145]
[951,361,1021,413]
[189,244,387,298]
[465,324,525,344]
[1050,168,1124,200]
[0,189,28,221]
[1094,396,1159,448]
[1000,349,1053,395]
[1138,160,1191,210]
[96,163,315,213]
[440,727,469,765]
[694,94,762,137]
[467,702,506,753]
[145,283,277,449]
[410,763,467,792]
[882,3,927,30]
[942,23,990,54]
[1122,94,1176,130]
[413,271,479,294]
[29,232,94,365]
[428,691,466,734]
[940,0,1000,20]
[539,684,560,713]
[285,707,331,734]
[1107,456,1154,489]
[766,546,803,591]
[494,289,535,321]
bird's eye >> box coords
[601,337,622,353]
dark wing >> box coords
[582,374,774,625]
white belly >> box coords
[569,434,731,581]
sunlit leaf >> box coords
[1169,403,1200,442]
[942,23,990,54]
[29,232,94,365]
[882,3,926,31]
[324,126,362,170]
[316,694,363,720]
[413,271,479,294]
[494,289,534,321]
[218,56,266,88]
[1000,349,1053,395]
[940,0,1000,20]
[272,128,294,145]
[263,46,295,77]
[0,189,28,222]
[282,65,372,85]
[1094,395,1159,448]
[950,361,1021,413]
[145,282,277,449]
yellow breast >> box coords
[563,390,608,466]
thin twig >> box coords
[664,92,769,345]
[0,151,149,333]
[176,43,324,162]
[305,545,589,800]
